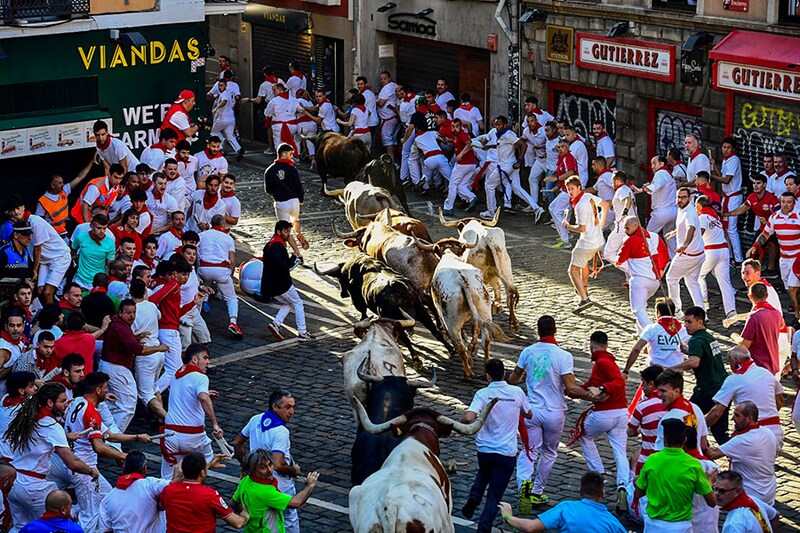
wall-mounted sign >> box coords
[546,25,573,64]
[713,61,800,102]
[576,33,675,83]
[242,5,310,33]
[723,0,749,11]
[378,44,396,59]
[387,13,436,37]
[487,34,498,53]
[681,49,705,86]
[0,118,112,160]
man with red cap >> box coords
[160,90,202,143]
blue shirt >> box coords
[538,499,626,533]
[19,516,84,533]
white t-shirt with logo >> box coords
[655,402,708,451]
[241,412,293,487]
[722,496,777,533]
[516,341,573,411]
[639,320,689,367]
[468,381,530,457]
[574,192,605,249]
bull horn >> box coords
[313,261,341,277]
[385,208,392,227]
[323,183,345,197]
[480,208,501,227]
[353,397,407,435]
[462,237,479,249]
[380,154,392,165]
[355,211,379,221]
[438,207,460,228]
[356,357,383,384]
[408,367,437,389]
[436,398,499,435]
[352,317,372,331]
[414,238,436,252]
[397,309,416,329]
[300,134,316,141]
[331,221,358,239]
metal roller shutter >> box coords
[396,40,459,96]
[551,88,616,142]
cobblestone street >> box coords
[106,149,800,532]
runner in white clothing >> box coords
[194,136,229,181]
[452,93,483,137]
[94,120,140,174]
[564,176,606,311]
[696,195,737,317]
[146,174,179,236]
[564,126,589,187]
[715,471,779,533]
[163,159,187,213]
[175,141,199,201]
[685,134,711,184]
[653,369,709,452]
[586,157,615,228]
[338,93,372,150]
[208,79,243,159]
[592,121,616,168]
[198,215,240,336]
[604,171,636,264]
[490,116,543,217]
[356,76,379,128]
[306,89,339,133]
[508,315,597,510]
[711,137,744,262]
[285,61,307,96]
[633,155,678,254]
[130,279,168,420]
[665,187,705,316]
[521,114,547,211]
[435,78,455,114]
[265,84,300,153]
[413,124,451,192]
[376,71,399,162]
[624,298,689,374]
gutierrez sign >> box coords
[714,62,800,102]
[576,33,675,83]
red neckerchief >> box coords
[35,406,53,421]
[724,490,763,513]
[269,234,287,247]
[1,396,23,408]
[140,256,156,269]
[319,98,330,106]
[731,423,760,437]
[264,75,279,83]
[670,396,694,414]
[529,123,541,135]
[590,349,616,363]
[360,85,372,92]
[460,103,474,111]
[40,512,68,521]
[354,104,366,112]
[403,92,416,103]
[685,447,709,461]
[689,149,703,161]
[151,189,163,201]
[698,182,716,198]
[96,136,111,151]
[52,373,73,390]
[0,332,21,347]
[174,364,203,379]
[723,153,735,161]
[90,286,108,294]
[88,231,105,246]
[657,316,682,336]
[595,131,608,141]
[202,191,218,210]
[277,92,289,100]
[151,142,167,153]
[646,388,660,399]
[115,472,145,490]
[539,336,558,345]
[291,70,305,80]
[249,475,279,487]
[203,148,222,160]
[58,300,77,311]
[733,358,754,375]
[170,228,183,240]
[775,168,790,177]
[109,275,124,283]
[276,158,295,167]
[569,191,585,207]
[700,206,720,220]
[211,225,225,232]
[220,189,236,199]
[139,178,153,191]
[428,103,442,113]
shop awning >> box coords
[710,30,800,102]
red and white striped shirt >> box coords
[628,390,666,473]
[761,209,800,258]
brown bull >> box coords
[356,208,433,242]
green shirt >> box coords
[636,447,712,522]
[687,329,727,396]
[232,476,292,533]
[71,232,115,289]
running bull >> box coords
[439,208,520,333]
[355,154,413,214]
[356,208,432,242]
[307,131,371,190]
[315,255,452,365]
[349,397,498,533]
[324,181,399,230]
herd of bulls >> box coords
[308,138,520,531]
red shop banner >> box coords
[575,33,676,83]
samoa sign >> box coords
[387,13,437,37]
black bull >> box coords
[355,155,412,214]
[314,255,453,364]
[307,131,370,190]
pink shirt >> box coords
[741,306,783,375]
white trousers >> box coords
[161,431,214,479]
[527,160,548,205]
[134,351,165,405]
[271,123,298,152]
[99,360,137,433]
[499,165,539,210]
[211,118,241,153]
[379,117,399,147]
[198,266,238,320]
[549,192,571,244]
[353,132,372,151]
[274,286,307,334]
[156,329,182,393]
[603,223,626,263]
[422,154,451,188]
[277,476,299,533]
[485,166,512,213]
[73,470,111,533]
[779,256,800,288]
[274,198,301,224]
[401,132,422,184]
[630,276,660,334]
[9,477,57,533]
[295,121,317,156]
[699,247,737,315]
[180,306,211,349]
[579,409,628,487]
[96,401,122,452]
[723,194,744,262]
[516,409,566,494]
[647,208,677,255]
[666,253,705,314]
[444,163,477,210]
[643,516,692,533]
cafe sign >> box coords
[714,61,800,102]
[576,33,675,83]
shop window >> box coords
[779,0,800,23]
[652,0,696,12]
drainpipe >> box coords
[495,0,522,123]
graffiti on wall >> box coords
[553,90,616,142]
[507,45,520,124]
[733,98,800,183]
[655,109,702,160]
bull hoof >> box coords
[492,303,502,314]
[509,320,520,334]
[463,370,476,379]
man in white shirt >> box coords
[706,346,784,446]
[26,212,71,305]
[592,121,615,168]
[564,125,589,187]
[413,118,451,193]
[308,89,339,133]
[767,152,796,198]
[220,175,241,228]
[633,155,678,254]
[666,187,705,317]
[653,369,709,451]
[716,470,780,533]
[208,79,243,160]
[435,77,456,113]
[186,175,227,233]
[490,115,543,218]
[706,401,779,505]
[130,278,167,420]
[685,134,711,184]
[140,129,178,173]
[175,140,199,201]
[603,171,636,264]
[563,176,606,311]
[240,66,285,155]
[265,84,300,153]
[285,60,307,95]
[356,76,379,130]
[696,195,737,318]
[460,358,531,530]
[624,298,689,374]
[160,344,223,479]
[521,114,547,210]
[453,92,483,137]
[508,315,597,511]
[198,215,240,338]
[146,174,179,236]
[711,137,744,263]
[163,159,187,212]
[194,136,229,182]
[94,120,140,174]
[523,96,554,126]
[376,71,399,162]
[586,157,615,226]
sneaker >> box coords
[268,323,285,341]
[521,205,536,214]
[228,322,244,339]
[615,487,628,514]
[724,310,737,320]
[534,208,544,224]
[530,493,550,506]
[675,310,685,320]
[290,258,303,271]
[442,209,455,217]
[518,480,533,515]
[573,298,593,313]
[297,332,316,342]
[479,210,494,221]
[461,498,479,519]
[465,197,478,212]
[504,206,516,215]
[236,148,244,162]
[263,147,275,155]
[550,240,570,249]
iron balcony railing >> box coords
[1,0,90,23]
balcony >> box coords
[1,0,89,23]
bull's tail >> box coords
[461,281,507,356]
[416,301,454,354]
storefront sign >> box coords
[387,13,436,37]
[378,44,395,59]
[723,0,749,11]
[576,33,675,83]
[0,119,112,160]
[77,38,201,70]
[243,5,310,33]
[714,61,800,102]
[546,25,573,64]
